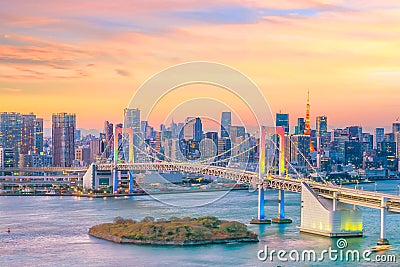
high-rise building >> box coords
[344,141,363,168]
[375,128,385,149]
[52,113,76,167]
[276,113,289,134]
[316,116,328,149]
[290,135,310,167]
[183,117,195,140]
[205,132,218,147]
[35,118,43,154]
[347,126,362,141]
[230,126,246,143]
[21,113,36,155]
[90,139,104,163]
[316,116,327,134]
[0,148,15,168]
[194,117,203,141]
[75,147,90,166]
[221,112,231,138]
[392,120,400,135]
[0,112,22,166]
[295,118,305,135]
[104,121,114,143]
[123,108,140,132]
[124,108,141,161]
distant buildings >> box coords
[0,112,44,167]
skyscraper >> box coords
[221,112,231,138]
[104,121,114,143]
[316,116,328,149]
[290,134,311,167]
[295,118,305,135]
[316,116,327,135]
[123,108,141,132]
[375,128,385,149]
[124,108,141,161]
[183,117,195,140]
[276,113,289,134]
[52,113,76,167]
[392,120,400,135]
[193,117,203,141]
[35,118,43,154]
[0,112,22,166]
[21,113,36,155]
[0,148,15,168]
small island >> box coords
[89,216,258,245]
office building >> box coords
[0,148,15,168]
[290,135,310,167]
[393,120,400,135]
[295,118,305,135]
[52,113,76,167]
[276,113,289,134]
[344,141,363,168]
[194,117,203,142]
[221,112,231,138]
[375,128,385,149]
[0,112,22,165]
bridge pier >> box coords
[299,182,363,237]
[271,189,292,224]
[250,187,271,224]
[129,171,134,194]
[112,169,119,194]
[377,197,389,245]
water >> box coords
[1,180,399,266]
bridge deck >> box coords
[2,163,400,212]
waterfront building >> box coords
[52,113,76,167]
[0,112,22,165]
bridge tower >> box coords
[271,126,292,224]
[251,126,271,224]
[113,126,135,194]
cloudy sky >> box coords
[1,0,400,132]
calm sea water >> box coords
[1,180,399,267]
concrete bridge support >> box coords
[250,186,271,224]
[271,189,292,224]
[299,182,363,237]
[129,170,134,194]
[377,197,389,245]
[112,168,119,194]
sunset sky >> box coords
[1,0,400,133]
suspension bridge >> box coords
[1,126,400,245]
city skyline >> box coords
[1,1,400,130]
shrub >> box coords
[113,216,125,224]
[141,216,155,223]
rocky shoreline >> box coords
[89,229,258,245]
[88,216,259,246]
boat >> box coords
[370,245,392,252]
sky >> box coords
[1,0,400,133]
